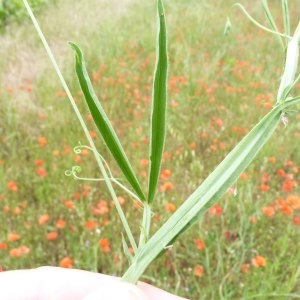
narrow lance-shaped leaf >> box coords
[123,97,300,283]
[148,0,168,203]
[70,43,146,202]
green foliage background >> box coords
[0,0,52,30]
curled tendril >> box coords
[66,144,142,203]
[73,143,91,154]
[234,3,291,42]
[65,166,82,178]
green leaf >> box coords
[123,97,300,283]
[70,42,146,202]
[148,0,168,204]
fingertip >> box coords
[83,281,150,300]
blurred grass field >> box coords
[1,0,300,298]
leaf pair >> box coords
[70,0,167,205]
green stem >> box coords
[22,0,137,253]
[138,204,152,248]
[122,97,300,283]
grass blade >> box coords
[70,42,146,202]
[147,0,168,204]
[123,97,300,283]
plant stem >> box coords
[22,0,138,253]
[138,204,152,248]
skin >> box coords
[0,267,189,300]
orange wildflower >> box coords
[64,200,75,209]
[63,145,72,155]
[261,206,275,217]
[3,206,10,213]
[293,217,300,225]
[81,149,89,156]
[8,233,21,242]
[9,248,22,258]
[208,204,223,216]
[9,245,30,258]
[53,150,60,157]
[92,201,109,216]
[19,245,30,255]
[286,195,300,209]
[0,243,8,250]
[73,155,81,163]
[89,131,97,139]
[36,168,47,177]
[277,169,286,177]
[35,159,44,166]
[59,257,74,268]
[139,159,149,167]
[261,173,270,182]
[7,180,18,192]
[282,179,297,192]
[189,142,196,150]
[280,204,293,216]
[160,181,174,192]
[160,169,172,180]
[101,219,110,226]
[252,255,266,267]
[117,196,125,205]
[47,232,58,241]
[268,156,276,164]
[200,132,207,139]
[85,220,98,231]
[241,263,250,273]
[38,214,50,225]
[13,207,22,215]
[239,172,249,180]
[210,144,217,152]
[194,265,204,277]
[38,137,47,148]
[165,202,176,212]
[195,239,206,250]
[259,184,270,192]
[56,219,66,229]
[99,238,111,253]
[249,216,258,223]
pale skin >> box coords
[0,267,188,300]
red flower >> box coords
[59,257,74,268]
[99,238,111,253]
[252,255,266,267]
[208,204,223,216]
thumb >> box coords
[83,281,150,300]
